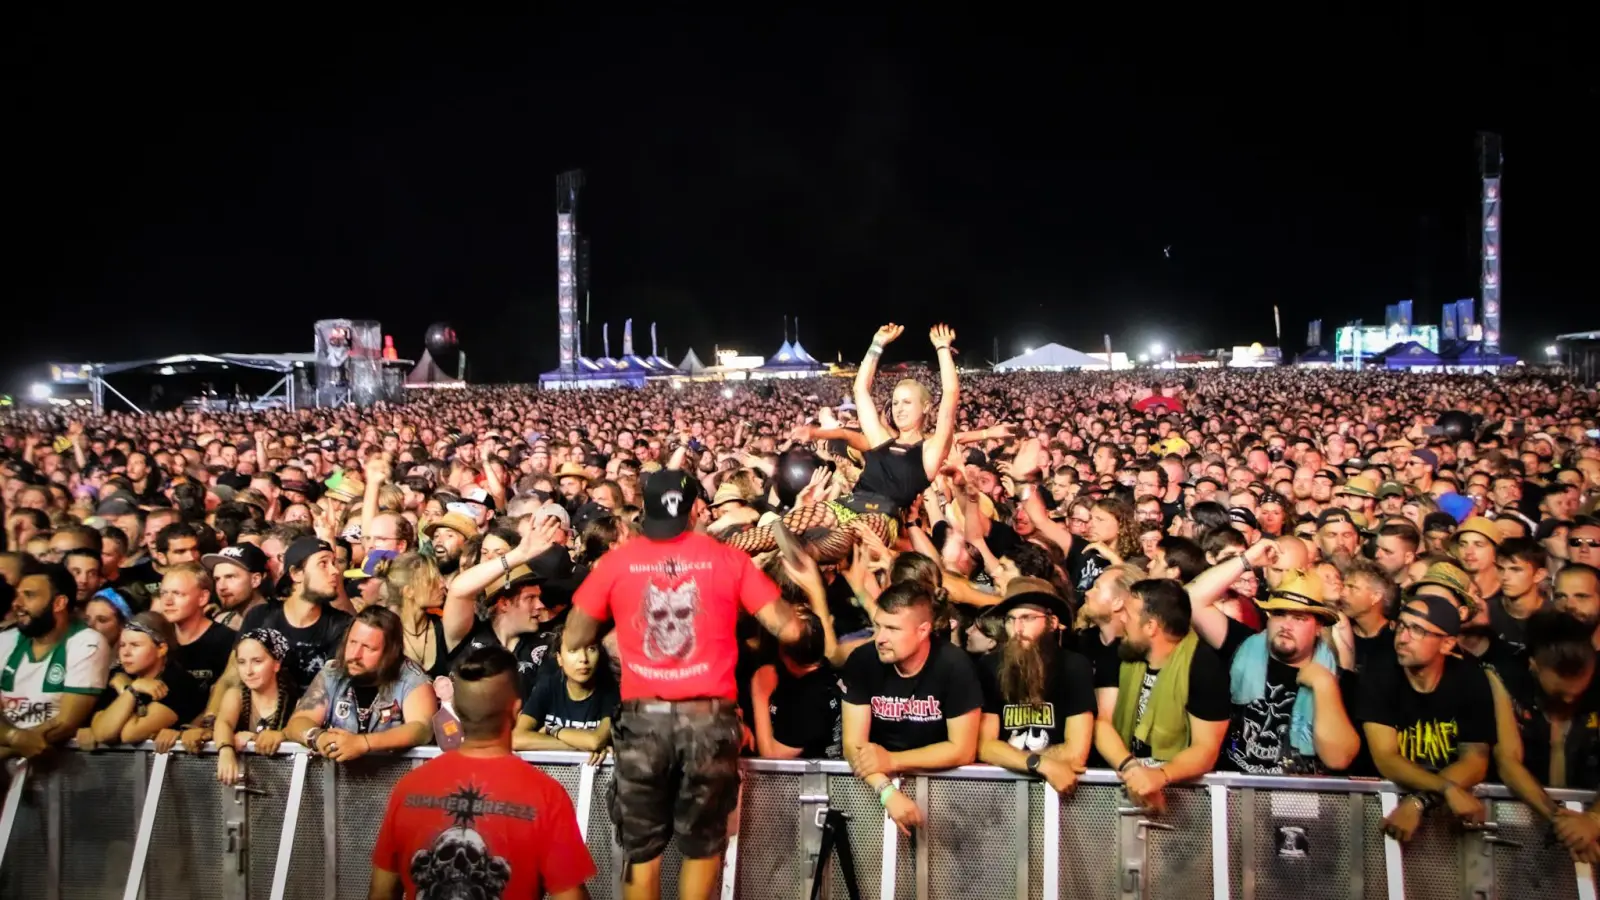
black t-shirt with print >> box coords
[241,603,352,691]
[1359,656,1496,772]
[1222,658,1324,775]
[1127,643,1232,761]
[841,640,983,753]
[157,665,210,726]
[1485,593,1534,649]
[521,672,620,734]
[453,620,556,701]
[94,665,208,727]
[769,664,844,759]
[173,620,237,695]
[1068,546,1112,595]
[979,647,1096,753]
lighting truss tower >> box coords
[556,170,585,374]
[1478,133,1502,354]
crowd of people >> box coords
[3,321,1600,897]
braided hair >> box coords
[236,629,295,732]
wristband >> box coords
[866,345,883,358]
[878,783,898,807]
[1116,755,1138,773]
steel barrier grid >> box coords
[1,743,1597,900]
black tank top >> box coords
[856,439,931,509]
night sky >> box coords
[9,12,1596,389]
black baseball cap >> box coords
[283,536,333,572]
[202,543,268,575]
[641,470,697,540]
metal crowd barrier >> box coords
[1,745,1596,900]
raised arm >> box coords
[921,324,960,481]
[854,324,902,447]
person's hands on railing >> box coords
[1036,756,1084,795]
[216,746,242,786]
[74,727,99,752]
[254,729,286,756]
[152,728,182,754]
[884,789,923,837]
[1443,784,1485,825]
[1121,764,1169,816]
[179,727,213,754]
[1553,808,1600,858]
[587,747,611,766]
[1382,795,1424,842]
[320,728,372,763]
[850,742,895,780]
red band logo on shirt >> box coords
[870,695,942,721]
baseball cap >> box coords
[202,543,268,575]
[283,536,333,572]
[642,469,697,540]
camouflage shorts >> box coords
[607,699,743,864]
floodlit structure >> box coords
[46,352,415,413]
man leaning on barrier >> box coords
[369,645,594,900]
[284,605,438,761]
[0,560,111,759]
[1093,578,1229,815]
[976,580,1094,792]
[1360,593,1494,842]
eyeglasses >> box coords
[1570,538,1600,550]
[1005,613,1049,627]
[1394,619,1446,641]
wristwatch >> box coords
[1026,753,1042,774]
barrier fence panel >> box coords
[5,746,1600,899]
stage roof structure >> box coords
[47,351,414,413]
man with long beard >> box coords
[977,579,1094,793]
[0,561,111,758]
[1221,570,1360,774]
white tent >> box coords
[993,343,1102,371]
[405,350,464,388]
[678,349,709,374]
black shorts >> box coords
[608,699,743,864]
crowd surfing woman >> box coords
[214,628,298,785]
[729,323,961,560]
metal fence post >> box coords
[0,761,27,876]
[1209,783,1230,900]
[1377,792,1405,900]
[122,750,169,900]
[1565,800,1597,900]
[1041,783,1060,900]
[269,751,309,900]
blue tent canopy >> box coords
[1381,342,1441,368]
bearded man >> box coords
[977,578,1095,793]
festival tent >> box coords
[404,350,465,388]
[678,349,709,374]
[539,357,647,390]
[1380,342,1442,369]
[1439,341,1518,369]
[1294,347,1337,367]
[756,341,827,378]
[992,343,1101,371]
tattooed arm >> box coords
[283,669,332,748]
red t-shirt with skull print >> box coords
[574,530,781,701]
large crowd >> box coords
[4,322,1600,884]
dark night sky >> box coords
[7,11,1596,389]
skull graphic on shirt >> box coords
[640,579,700,661]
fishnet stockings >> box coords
[724,504,894,563]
